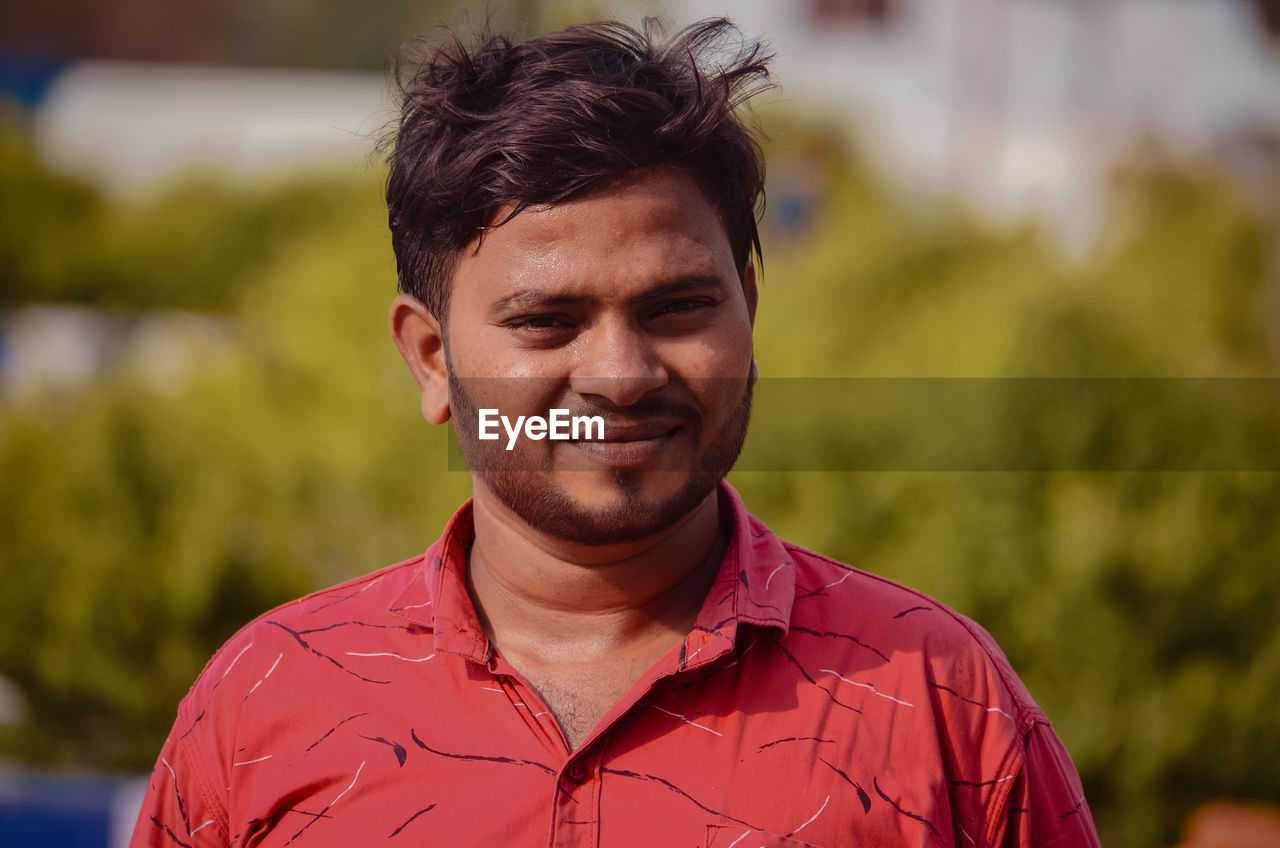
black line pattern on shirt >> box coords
[952,777,1008,788]
[245,807,333,836]
[792,570,856,601]
[757,735,837,752]
[387,805,436,838]
[177,709,206,742]
[203,642,254,701]
[817,757,872,813]
[284,762,364,845]
[150,816,194,848]
[893,606,933,619]
[410,728,556,774]
[284,806,331,843]
[163,761,193,835]
[308,589,365,614]
[926,680,1013,722]
[873,778,946,845]
[777,642,862,715]
[691,616,735,638]
[789,625,891,663]
[296,620,417,636]
[361,734,408,767]
[266,621,391,684]
[1059,795,1086,820]
[600,767,762,830]
[304,712,370,753]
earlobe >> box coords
[388,294,452,425]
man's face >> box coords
[443,167,757,545]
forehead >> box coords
[453,168,738,302]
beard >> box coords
[448,371,753,546]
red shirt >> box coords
[132,483,1099,847]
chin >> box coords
[477,466,721,547]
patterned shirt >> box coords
[132,483,1099,847]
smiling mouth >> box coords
[566,422,683,469]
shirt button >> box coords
[565,762,588,784]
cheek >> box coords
[671,326,754,376]
[451,330,548,380]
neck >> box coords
[466,483,727,664]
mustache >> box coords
[446,371,724,429]
[557,394,700,426]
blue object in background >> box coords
[0,772,146,848]
[0,53,69,110]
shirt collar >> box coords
[676,481,793,672]
[388,481,795,666]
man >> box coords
[133,18,1100,847]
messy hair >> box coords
[384,17,773,319]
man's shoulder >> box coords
[184,553,430,700]
[782,540,972,634]
[777,539,1043,725]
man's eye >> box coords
[506,315,574,331]
[652,298,715,318]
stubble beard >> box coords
[448,370,753,546]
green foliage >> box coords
[0,133,104,304]
[1,125,1277,848]
[0,148,471,767]
[0,134,370,311]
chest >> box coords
[222,646,979,848]
[514,657,659,750]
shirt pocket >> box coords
[705,823,822,848]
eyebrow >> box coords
[489,275,728,316]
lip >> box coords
[566,420,683,469]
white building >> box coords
[612,0,1280,247]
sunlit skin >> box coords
[388,167,757,748]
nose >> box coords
[569,316,668,407]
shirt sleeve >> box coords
[129,709,227,848]
[998,721,1100,848]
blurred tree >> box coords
[0,132,366,311]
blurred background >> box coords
[1,0,1279,846]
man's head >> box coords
[385,19,771,546]
[384,17,771,322]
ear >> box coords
[388,294,452,425]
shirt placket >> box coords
[550,743,603,848]
[482,654,605,847]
